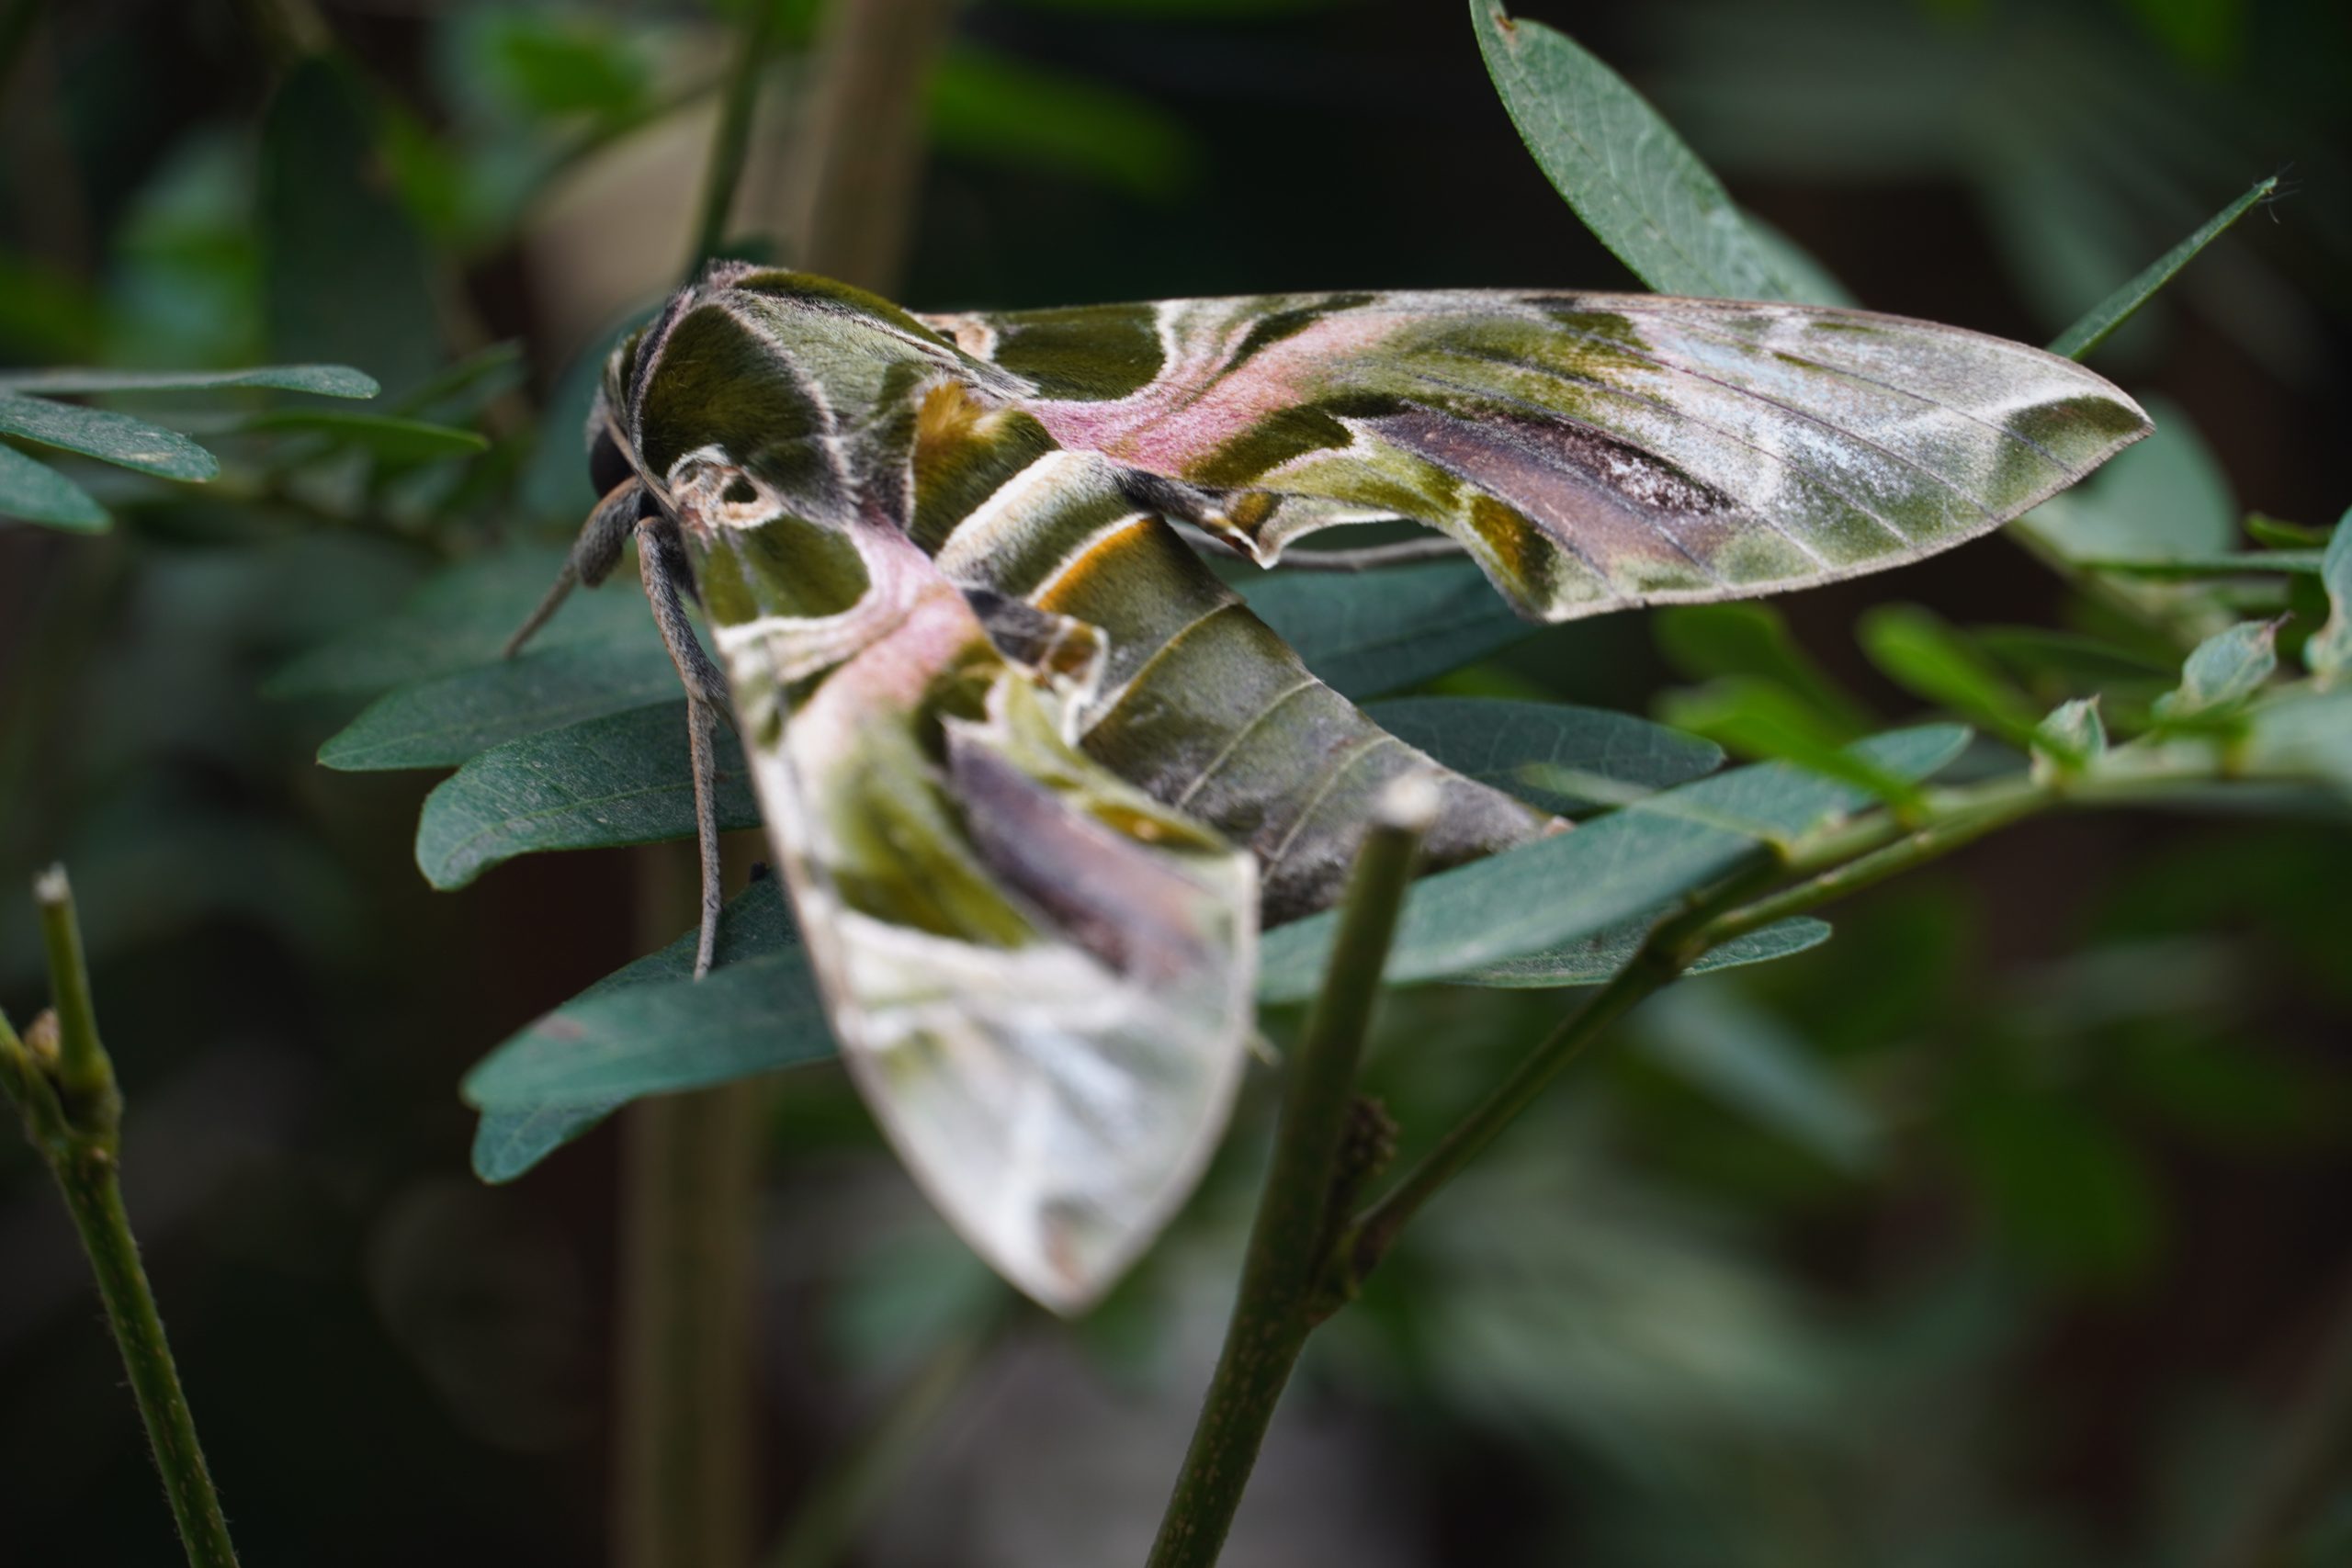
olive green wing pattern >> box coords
[628,278,1262,1312]
[899,378,1553,926]
[921,292,2153,620]
[702,513,1257,1314]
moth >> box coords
[510,265,2147,1311]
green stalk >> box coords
[2,869,240,1568]
[1147,783,1434,1568]
[615,844,761,1568]
[684,0,781,278]
[1348,773,2064,1280]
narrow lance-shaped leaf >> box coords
[2048,175,2279,361]
[1655,603,1874,739]
[2069,550,2325,579]
[1257,725,1972,1000]
[270,542,657,698]
[0,391,218,481]
[414,702,762,890]
[1658,678,1928,812]
[1456,914,1830,989]
[1237,558,1534,701]
[320,639,682,772]
[2304,509,2352,683]
[1859,604,2042,748]
[1470,2,1792,299]
[0,443,107,531]
[1362,696,1722,814]
[0,365,379,398]
[240,410,489,461]
[465,880,828,1180]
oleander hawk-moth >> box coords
[512,263,2148,1311]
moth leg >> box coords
[636,513,727,978]
[503,479,643,659]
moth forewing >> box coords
[639,312,1262,1308]
[548,265,2152,1312]
[922,291,2154,624]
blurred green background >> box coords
[3,1,2349,1564]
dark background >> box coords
[3,1,2349,1563]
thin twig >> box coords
[1147,781,1435,1568]
[1347,773,2065,1280]
[3,871,240,1568]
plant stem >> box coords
[615,843,762,1568]
[1350,773,2066,1279]
[1147,784,1433,1568]
[684,0,781,279]
[1344,934,1685,1271]
[2,871,240,1568]
[1697,778,2057,949]
[771,0,959,291]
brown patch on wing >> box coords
[1371,406,1736,592]
[945,728,1216,985]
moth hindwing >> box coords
[561,265,2146,1311]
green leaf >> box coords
[1456,914,1829,988]
[1653,602,1872,738]
[1363,696,1722,814]
[2154,618,2280,720]
[2047,176,2278,361]
[929,45,1203,202]
[2072,551,2325,579]
[1238,558,1534,700]
[260,59,445,395]
[2031,697,2107,773]
[240,410,490,461]
[2247,514,2332,550]
[320,637,682,771]
[1657,678,1928,811]
[1973,626,2175,688]
[1256,725,1969,1000]
[0,443,107,531]
[466,880,828,1180]
[1470,3,1791,300]
[1634,985,1880,1172]
[0,364,380,398]
[270,543,654,698]
[472,1104,619,1184]
[416,702,761,890]
[0,391,217,481]
[2304,509,2352,682]
[1858,604,2042,747]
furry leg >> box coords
[504,479,645,659]
[638,514,727,977]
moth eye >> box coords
[587,426,633,496]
